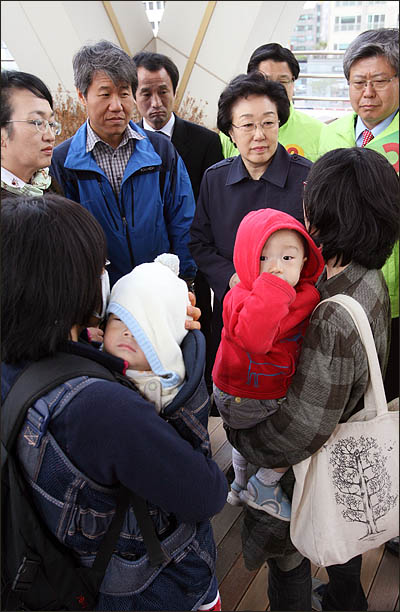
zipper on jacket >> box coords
[97,175,135,269]
[120,194,135,269]
[130,182,135,226]
[96,176,119,231]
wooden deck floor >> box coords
[208,416,399,612]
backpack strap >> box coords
[129,493,171,567]
[1,353,115,468]
[75,486,131,603]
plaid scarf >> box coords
[1,167,52,196]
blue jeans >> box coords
[322,555,367,611]
[267,557,312,611]
[267,554,367,611]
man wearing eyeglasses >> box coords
[1,70,63,198]
[318,28,399,402]
[318,28,399,160]
[219,43,324,162]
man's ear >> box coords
[76,88,87,109]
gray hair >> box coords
[73,40,138,97]
[343,28,399,81]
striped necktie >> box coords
[361,129,374,147]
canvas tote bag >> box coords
[290,294,399,567]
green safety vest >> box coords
[219,103,324,162]
[318,111,399,318]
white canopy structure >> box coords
[1,1,304,128]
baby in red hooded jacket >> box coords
[213,208,324,521]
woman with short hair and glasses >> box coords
[219,42,324,162]
[190,71,312,413]
[0,71,104,341]
[1,70,63,198]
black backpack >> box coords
[1,353,165,611]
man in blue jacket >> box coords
[50,40,197,288]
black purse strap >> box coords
[129,494,169,567]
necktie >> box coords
[361,129,374,147]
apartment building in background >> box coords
[289,0,399,120]
[291,1,399,51]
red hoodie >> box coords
[212,208,324,399]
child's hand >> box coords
[185,292,201,330]
[229,272,240,289]
[87,326,104,343]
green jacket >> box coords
[317,111,399,318]
[219,103,324,162]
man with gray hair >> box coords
[50,40,197,288]
[318,28,398,156]
[318,28,399,401]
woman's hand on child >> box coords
[186,292,201,330]
[87,326,104,343]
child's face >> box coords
[103,314,151,371]
[260,229,307,287]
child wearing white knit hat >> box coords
[102,254,222,611]
[103,253,191,413]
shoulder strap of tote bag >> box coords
[314,294,388,419]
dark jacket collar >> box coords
[1,341,127,403]
[226,142,291,188]
[60,339,127,373]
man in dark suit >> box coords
[133,51,223,396]
[132,51,223,199]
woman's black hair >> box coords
[1,70,54,132]
[303,147,399,269]
[1,194,108,363]
[217,72,290,137]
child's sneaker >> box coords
[198,592,221,610]
[239,475,291,521]
[227,480,244,506]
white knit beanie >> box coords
[107,254,189,387]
